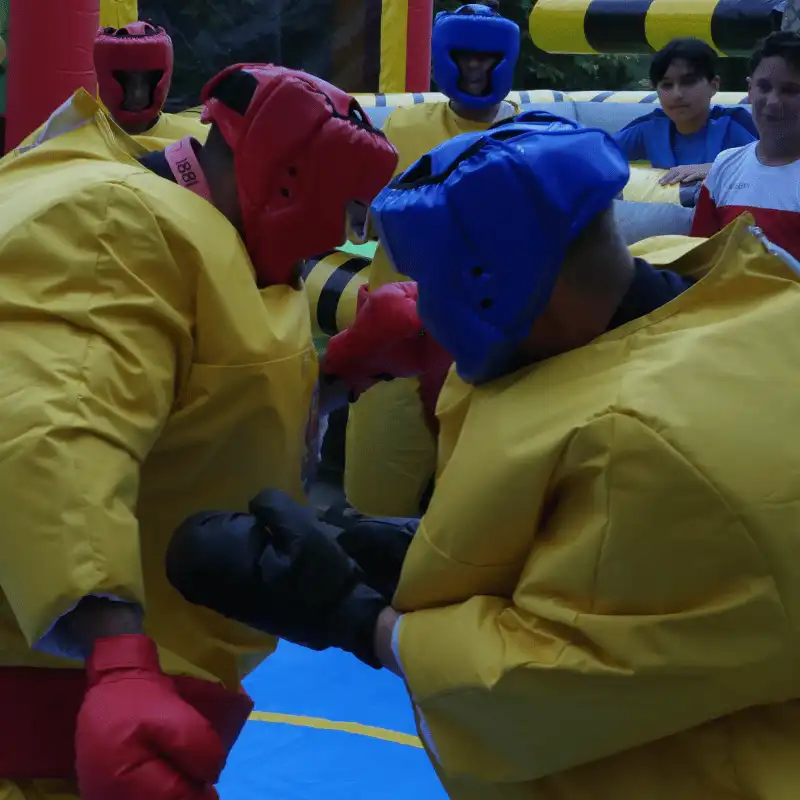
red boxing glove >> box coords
[417,340,452,436]
[324,282,451,402]
[76,635,225,800]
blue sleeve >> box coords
[725,122,758,149]
[614,124,648,163]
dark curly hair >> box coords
[750,31,800,75]
[649,38,719,87]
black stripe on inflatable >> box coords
[364,0,382,91]
[710,0,782,57]
[553,90,565,102]
[519,91,531,104]
[584,0,655,55]
[301,251,336,281]
[641,92,658,103]
[317,256,369,336]
[412,92,425,103]
[591,90,614,102]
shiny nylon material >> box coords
[201,64,398,287]
[393,217,800,798]
[0,87,316,696]
[431,5,520,109]
[371,120,630,384]
[344,99,520,519]
[94,21,174,127]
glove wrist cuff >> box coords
[87,634,161,684]
[332,586,387,670]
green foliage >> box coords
[138,0,750,107]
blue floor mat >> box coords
[217,642,447,799]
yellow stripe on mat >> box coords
[249,710,424,749]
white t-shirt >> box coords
[692,143,800,258]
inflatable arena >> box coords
[0,0,795,798]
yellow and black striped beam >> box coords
[302,250,371,337]
[529,0,784,57]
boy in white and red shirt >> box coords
[692,31,800,258]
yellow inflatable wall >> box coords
[100,0,138,28]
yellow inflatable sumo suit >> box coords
[0,90,316,799]
[393,217,800,800]
[20,108,208,153]
[346,100,518,517]
[629,233,708,264]
[127,111,209,149]
[622,164,682,204]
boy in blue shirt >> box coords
[615,38,757,186]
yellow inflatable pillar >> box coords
[529,0,783,57]
[379,0,433,93]
[100,0,138,28]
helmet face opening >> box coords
[94,22,174,126]
[450,49,503,98]
[432,6,520,109]
[111,70,164,113]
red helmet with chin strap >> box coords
[200,64,399,287]
[94,21,174,127]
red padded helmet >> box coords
[200,64,399,286]
[94,21,174,127]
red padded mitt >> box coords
[324,282,452,432]
[76,635,224,800]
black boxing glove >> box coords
[330,508,419,599]
[166,489,387,668]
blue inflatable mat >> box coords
[217,642,447,799]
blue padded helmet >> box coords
[370,116,630,385]
[432,4,520,109]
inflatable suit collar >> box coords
[200,64,398,287]
[94,21,174,127]
[370,115,630,384]
[432,4,520,110]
